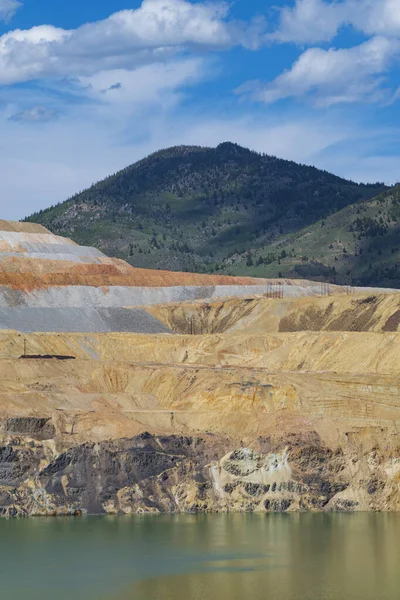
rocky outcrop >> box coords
[0,429,399,516]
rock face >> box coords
[1,429,399,516]
[145,293,400,334]
[0,221,400,515]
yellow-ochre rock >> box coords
[1,221,400,515]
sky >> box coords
[1,0,400,220]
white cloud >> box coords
[0,0,21,22]
[254,36,399,106]
[258,0,400,106]
[0,26,71,85]
[272,0,400,44]
[351,0,400,37]
[78,57,207,109]
[0,0,260,86]
[271,0,347,44]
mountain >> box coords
[249,185,400,288]
[25,142,387,282]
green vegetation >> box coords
[271,185,400,287]
[26,141,395,285]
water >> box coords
[1,513,399,599]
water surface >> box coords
[1,513,399,599]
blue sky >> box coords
[0,0,400,219]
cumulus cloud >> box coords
[250,36,399,106]
[0,0,261,86]
[0,0,21,22]
[272,0,400,44]
[256,0,400,106]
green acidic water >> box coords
[1,513,399,599]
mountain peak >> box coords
[216,141,256,156]
[26,144,388,285]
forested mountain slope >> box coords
[26,142,388,283]
[243,186,400,288]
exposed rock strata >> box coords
[145,293,400,334]
[0,429,399,516]
[1,221,400,515]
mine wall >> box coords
[0,221,400,515]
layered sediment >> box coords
[144,293,400,334]
[0,221,400,515]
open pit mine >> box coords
[1,220,400,516]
